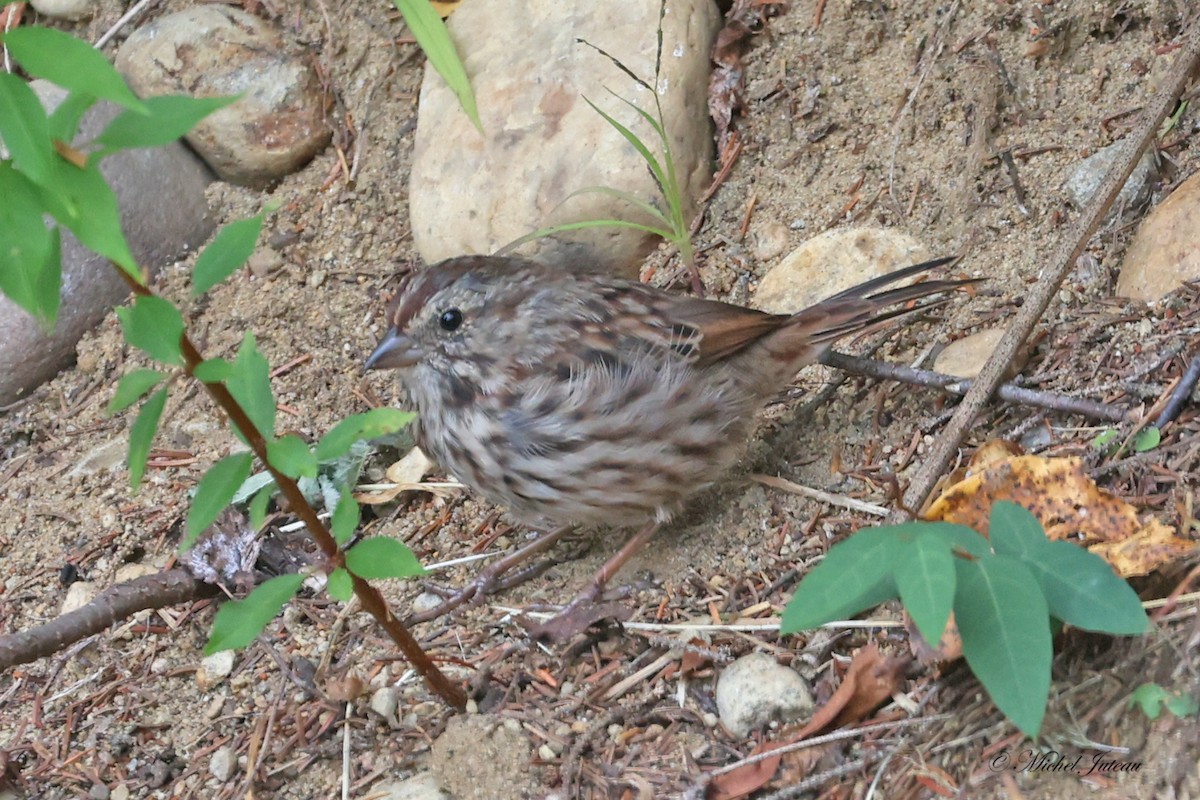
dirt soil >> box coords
[3,1,1200,798]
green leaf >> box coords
[345,537,426,579]
[331,489,359,545]
[780,527,900,633]
[226,333,275,441]
[115,295,185,366]
[267,434,318,480]
[0,164,61,326]
[2,27,147,112]
[40,158,137,274]
[231,470,275,506]
[248,480,275,531]
[193,358,233,383]
[107,368,165,414]
[326,567,353,602]
[95,94,238,154]
[192,209,270,295]
[955,555,1051,737]
[315,408,415,461]
[204,573,305,655]
[894,530,956,646]
[987,502,1146,635]
[1022,541,1148,635]
[565,185,672,227]
[0,72,55,187]
[46,91,96,142]
[393,0,482,132]
[1128,683,1169,720]
[184,452,254,548]
[127,387,168,489]
[988,501,1046,558]
[1133,426,1161,453]
[1128,685,1198,719]
[928,523,993,558]
[1091,429,1119,451]
[1165,693,1200,718]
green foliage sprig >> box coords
[781,501,1149,736]
[0,26,463,707]
[500,2,704,294]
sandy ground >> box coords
[2,1,1199,798]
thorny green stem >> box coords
[115,267,466,710]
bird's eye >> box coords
[438,308,463,331]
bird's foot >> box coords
[404,525,575,625]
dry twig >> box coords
[898,24,1200,518]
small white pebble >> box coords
[209,746,236,782]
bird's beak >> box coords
[364,329,424,370]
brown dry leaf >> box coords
[325,672,365,702]
[709,645,907,798]
[680,637,712,677]
[794,643,907,739]
[906,611,962,667]
[707,741,785,800]
[770,744,827,793]
[386,446,435,484]
[709,1,786,154]
[829,644,909,729]
[925,441,1196,577]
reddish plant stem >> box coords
[115,267,465,709]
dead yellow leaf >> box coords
[925,441,1195,577]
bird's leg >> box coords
[530,520,662,642]
[405,525,575,625]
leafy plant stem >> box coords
[111,265,466,710]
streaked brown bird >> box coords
[366,254,969,638]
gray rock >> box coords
[1063,141,1158,219]
[29,0,94,20]
[409,0,719,279]
[68,438,127,477]
[208,746,236,782]
[715,652,814,738]
[370,686,400,727]
[61,581,98,616]
[412,591,445,616]
[197,650,236,691]
[0,81,214,404]
[115,6,330,188]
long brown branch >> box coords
[0,569,215,669]
[112,268,465,709]
[822,351,1134,423]
[895,24,1200,519]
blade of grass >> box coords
[500,218,675,255]
[393,0,482,133]
[583,97,669,198]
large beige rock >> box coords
[753,228,932,313]
[934,328,1005,379]
[1116,171,1200,302]
[409,0,719,279]
[116,6,330,188]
